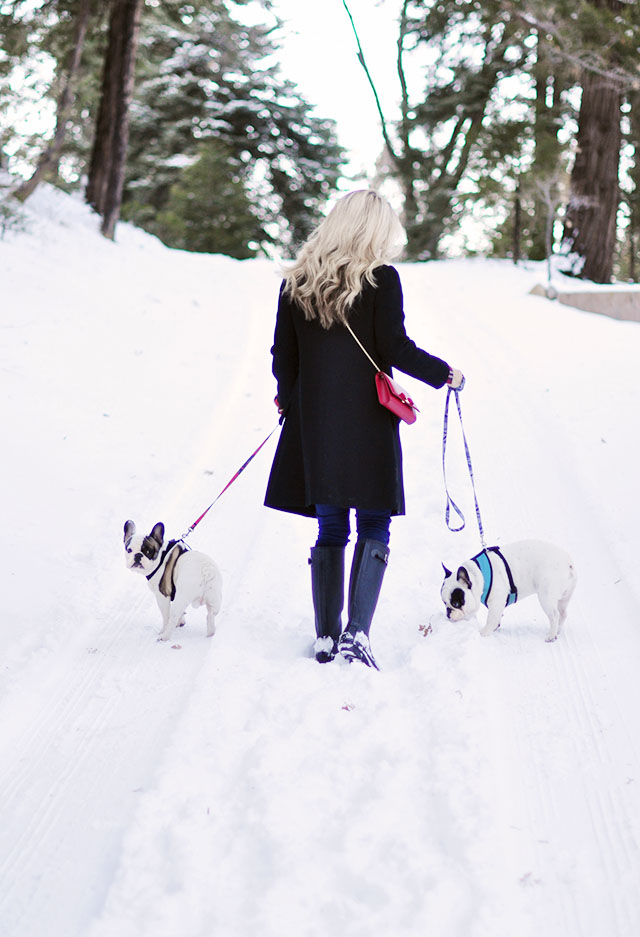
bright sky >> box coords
[270,0,403,188]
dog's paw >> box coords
[480,622,501,637]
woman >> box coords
[264,190,464,669]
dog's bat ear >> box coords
[124,520,136,542]
[442,564,452,579]
[150,522,165,545]
[456,566,472,589]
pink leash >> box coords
[180,425,279,541]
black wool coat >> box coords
[264,264,451,518]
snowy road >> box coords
[2,188,640,937]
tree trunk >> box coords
[562,0,626,283]
[529,35,565,261]
[562,68,622,283]
[85,0,143,239]
[513,185,521,264]
[16,0,93,202]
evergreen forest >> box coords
[1,0,639,282]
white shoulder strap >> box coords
[344,320,380,372]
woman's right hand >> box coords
[447,368,465,390]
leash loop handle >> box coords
[442,388,486,548]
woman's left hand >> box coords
[447,368,465,390]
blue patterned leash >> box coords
[442,387,487,549]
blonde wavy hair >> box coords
[282,189,405,328]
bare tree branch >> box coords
[508,4,639,90]
[15,0,93,202]
[396,0,411,126]
[342,0,399,162]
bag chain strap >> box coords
[344,320,380,372]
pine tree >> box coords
[155,140,265,258]
[0,0,344,251]
[122,1,343,251]
[0,1,108,190]
[15,0,93,202]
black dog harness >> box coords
[145,539,179,583]
[472,547,518,608]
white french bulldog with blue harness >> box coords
[441,539,577,642]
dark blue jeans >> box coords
[315,505,391,548]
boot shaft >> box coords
[309,545,345,643]
[347,538,390,637]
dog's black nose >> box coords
[133,553,143,566]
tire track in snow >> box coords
[492,617,640,936]
[0,594,215,937]
[0,258,282,937]
[0,264,280,937]
[399,262,640,935]
[78,359,531,937]
[449,297,640,934]
[87,541,529,937]
[5,244,640,937]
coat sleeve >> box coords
[373,266,450,389]
[270,283,299,414]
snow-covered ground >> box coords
[2,185,640,937]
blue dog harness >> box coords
[472,547,518,608]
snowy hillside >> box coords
[2,185,640,937]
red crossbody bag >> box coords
[345,321,419,425]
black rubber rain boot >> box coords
[309,546,345,662]
[338,539,389,670]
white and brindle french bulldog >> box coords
[441,539,577,642]
[123,520,222,642]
